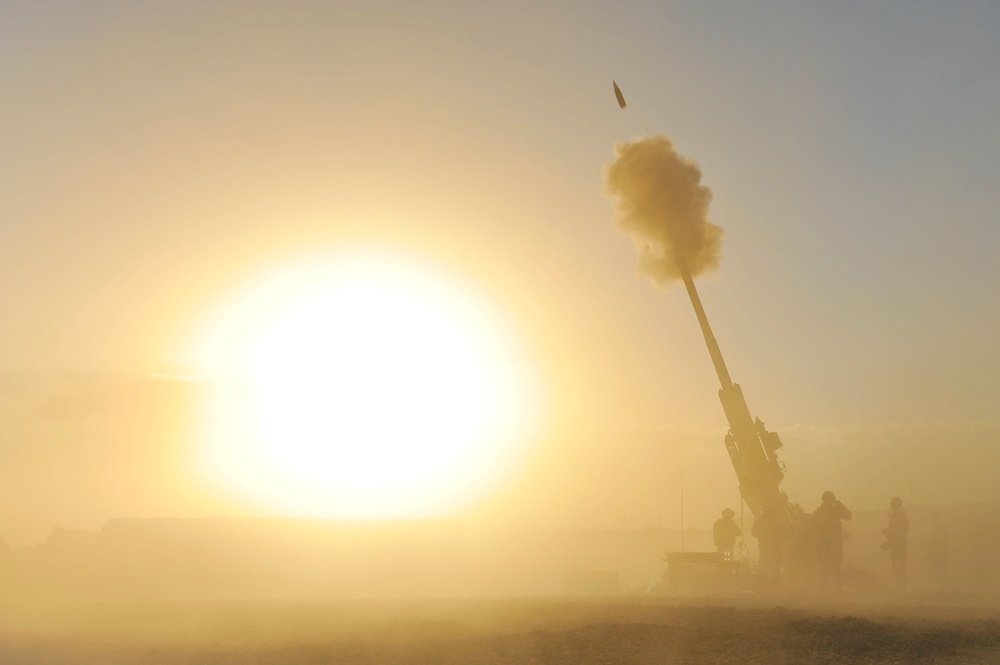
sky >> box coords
[2,1,999,545]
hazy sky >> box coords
[2,1,999,544]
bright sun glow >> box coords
[196,250,538,517]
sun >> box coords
[196,250,539,517]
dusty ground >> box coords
[2,594,999,664]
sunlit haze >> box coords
[194,251,538,517]
[1,1,999,555]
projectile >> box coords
[613,80,626,109]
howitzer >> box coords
[678,263,787,520]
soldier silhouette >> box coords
[713,508,742,561]
[927,510,949,590]
[812,491,852,591]
[882,496,910,589]
[752,500,787,588]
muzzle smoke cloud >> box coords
[604,136,723,284]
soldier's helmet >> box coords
[722,508,735,520]
[822,491,836,502]
[890,496,903,509]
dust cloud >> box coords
[604,136,724,284]
[2,594,1000,664]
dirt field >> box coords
[2,594,999,664]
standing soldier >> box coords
[928,510,949,589]
[813,491,852,591]
[883,496,910,589]
[752,499,786,588]
[713,508,742,562]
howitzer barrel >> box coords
[679,264,733,392]
[677,261,787,519]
